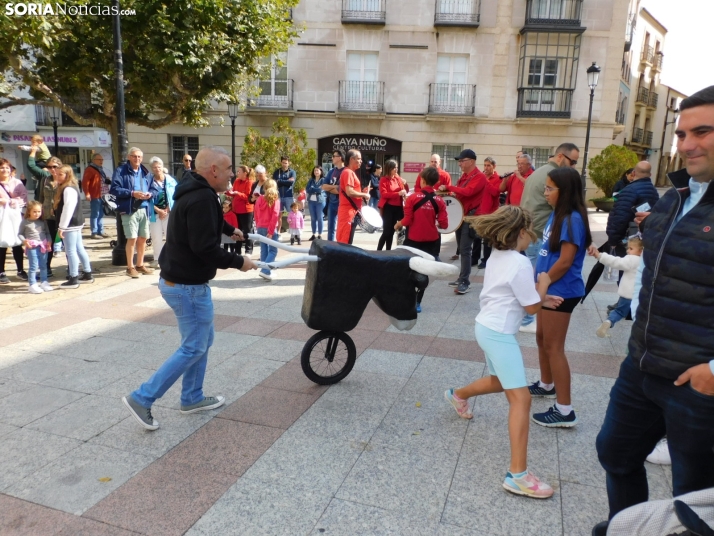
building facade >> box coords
[127,0,629,192]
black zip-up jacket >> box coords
[606,177,660,246]
[159,172,244,284]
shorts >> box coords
[542,296,581,314]
[475,322,527,390]
[121,209,150,239]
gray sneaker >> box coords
[455,282,471,295]
[448,280,459,287]
[122,395,159,431]
[180,395,225,414]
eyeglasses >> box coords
[544,186,559,193]
[183,159,192,162]
[47,165,59,169]
[550,153,578,166]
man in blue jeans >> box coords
[273,156,296,228]
[592,85,714,535]
[122,146,257,431]
[322,150,345,241]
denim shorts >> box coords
[475,322,527,390]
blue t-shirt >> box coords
[133,169,149,208]
[326,167,343,205]
[535,211,587,299]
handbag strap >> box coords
[340,187,360,211]
[0,182,12,198]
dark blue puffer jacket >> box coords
[606,177,660,246]
[628,169,714,379]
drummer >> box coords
[377,159,409,251]
[336,149,370,244]
[439,149,487,295]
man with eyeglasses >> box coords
[518,142,579,333]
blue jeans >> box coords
[62,230,91,277]
[26,247,47,285]
[369,196,379,209]
[308,200,325,235]
[607,296,632,326]
[596,355,714,519]
[521,237,543,326]
[257,227,278,276]
[90,198,104,234]
[327,201,339,241]
[280,196,293,215]
[132,279,215,408]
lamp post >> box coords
[48,106,61,155]
[227,103,239,171]
[581,61,601,200]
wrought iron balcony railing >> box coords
[338,80,385,112]
[342,0,386,24]
[434,0,480,27]
[635,86,649,105]
[428,83,476,115]
[632,127,644,144]
[624,14,636,51]
[524,0,582,28]
[641,46,654,64]
[653,53,663,71]
[516,88,573,118]
[247,79,294,110]
[648,91,659,110]
[644,130,654,147]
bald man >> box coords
[122,146,257,431]
[415,154,452,192]
[605,160,660,252]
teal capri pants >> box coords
[475,322,527,390]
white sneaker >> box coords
[258,272,272,282]
[28,283,44,294]
[39,282,54,292]
[596,320,611,338]
[646,438,671,465]
[519,321,537,334]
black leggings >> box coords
[377,204,403,251]
[0,245,24,274]
[404,237,440,305]
[236,212,254,254]
[46,218,58,270]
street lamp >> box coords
[227,102,239,171]
[48,106,61,155]
[581,61,601,200]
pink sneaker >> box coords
[503,470,554,499]
[444,389,473,419]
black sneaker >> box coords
[47,268,54,278]
[591,521,609,536]
[122,395,159,430]
[532,405,578,428]
[78,271,94,284]
[290,237,295,245]
[0,273,9,284]
[16,270,28,281]
[309,235,316,241]
[528,381,557,398]
[477,261,487,270]
[455,282,470,295]
[60,276,79,289]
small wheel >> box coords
[301,331,356,385]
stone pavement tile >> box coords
[0,309,57,330]
[435,524,497,536]
[206,331,261,357]
[352,349,424,377]
[266,321,317,342]
[259,361,330,396]
[0,379,35,400]
[435,322,476,341]
[48,336,129,361]
[0,353,82,384]
[26,394,130,441]
[0,311,95,348]
[0,422,17,437]
[369,332,435,355]
[240,336,305,362]
[90,409,211,458]
[102,286,161,304]
[248,301,305,323]
[100,321,180,343]
[312,498,439,535]
[93,368,158,400]
[185,476,334,536]
[88,302,159,323]
[41,360,137,394]
[0,385,85,426]
[133,296,170,310]
[520,347,624,379]
[6,443,154,515]
[84,454,236,536]
[217,385,321,429]
[386,311,447,337]
[356,312,392,332]
[425,337,485,362]
[561,482,610,536]
[410,356,486,388]
[0,347,40,371]
[0,428,82,491]
[141,310,178,326]
[444,309,477,326]
[3,318,131,354]
[646,463,675,501]
[221,317,285,336]
[347,328,383,355]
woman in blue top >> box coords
[306,166,326,240]
[529,167,592,429]
[148,157,178,267]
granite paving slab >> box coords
[239,336,306,362]
[41,360,137,393]
[0,347,41,371]
[0,385,86,426]
[352,348,424,377]
[0,378,35,400]
[561,482,610,536]
[0,353,81,384]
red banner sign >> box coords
[403,162,426,173]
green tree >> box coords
[0,0,299,163]
[241,117,316,194]
[588,144,640,199]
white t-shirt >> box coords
[476,249,542,334]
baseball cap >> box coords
[455,149,477,161]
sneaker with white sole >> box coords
[28,283,44,294]
[258,272,272,282]
[519,321,537,334]
[503,470,554,499]
[448,280,459,287]
[180,395,225,414]
[532,405,578,428]
[596,320,611,338]
[527,381,556,398]
[122,395,159,431]
[39,282,54,292]
[455,282,470,294]
[646,438,671,465]
[444,388,473,419]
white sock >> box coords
[538,381,554,391]
[556,402,573,415]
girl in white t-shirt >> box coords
[444,205,563,500]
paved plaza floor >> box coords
[0,210,673,535]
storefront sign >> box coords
[403,162,426,173]
[0,129,111,147]
[319,134,402,156]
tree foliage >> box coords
[0,0,299,162]
[241,117,316,193]
[588,144,640,199]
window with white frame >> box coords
[346,52,379,102]
[433,144,462,177]
[258,52,288,98]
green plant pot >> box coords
[591,198,615,212]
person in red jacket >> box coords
[377,159,409,250]
[472,157,501,269]
[226,165,255,255]
[395,166,448,313]
[439,149,487,295]
[500,153,534,206]
[336,150,370,244]
[82,153,110,239]
[414,154,452,192]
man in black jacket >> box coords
[593,85,714,535]
[122,146,257,431]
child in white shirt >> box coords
[444,205,563,499]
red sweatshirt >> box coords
[254,196,281,235]
[414,168,451,192]
[227,178,255,213]
[223,210,238,228]
[505,168,533,206]
[400,186,448,242]
[446,167,487,215]
[476,174,501,215]
[378,174,409,208]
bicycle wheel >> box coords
[301,331,356,385]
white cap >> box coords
[255,165,266,173]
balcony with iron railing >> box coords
[648,91,659,110]
[342,0,386,24]
[652,53,663,71]
[631,127,644,144]
[516,88,573,118]
[635,86,649,106]
[338,80,385,112]
[624,14,636,51]
[434,0,480,27]
[523,0,583,30]
[641,45,654,65]
[644,130,654,147]
[246,79,294,110]
[428,83,476,115]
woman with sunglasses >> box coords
[28,146,63,277]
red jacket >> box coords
[401,186,448,242]
[227,178,255,213]
[446,167,487,215]
[415,168,451,192]
[505,168,533,206]
[81,165,103,200]
[476,174,501,215]
[378,174,409,208]
[223,210,238,228]
[254,196,280,235]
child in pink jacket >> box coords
[287,202,304,245]
[254,179,281,281]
